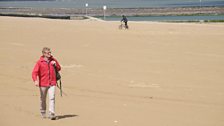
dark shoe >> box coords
[49,113,57,120]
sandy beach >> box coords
[0,16,224,126]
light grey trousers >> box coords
[39,86,56,114]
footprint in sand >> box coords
[128,80,160,88]
[10,42,24,47]
[61,64,83,69]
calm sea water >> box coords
[0,0,224,8]
[96,15,224,21]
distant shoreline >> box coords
[1,6,224,16]
[0,6,224,22]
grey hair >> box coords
[42,47,51,54]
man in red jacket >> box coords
[32,47,61,120]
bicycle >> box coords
[119,22,129,30]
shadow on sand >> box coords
[56,114,78,120]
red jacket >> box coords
[32,56,61,87]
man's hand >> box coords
[34,81,39,87]
[51,61,56,66]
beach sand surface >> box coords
[0,16,224,126]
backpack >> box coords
[53,64,63,97]
[53,65,61,81]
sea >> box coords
[0,0,224,21]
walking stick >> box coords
[53,64,67,97]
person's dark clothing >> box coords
[121,16,128,23]
[121,16,128,28]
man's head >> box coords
[42,47,52,58]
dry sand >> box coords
[0,16,224,126]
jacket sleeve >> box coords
[53,58,61,72]
[32,62,39,81]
